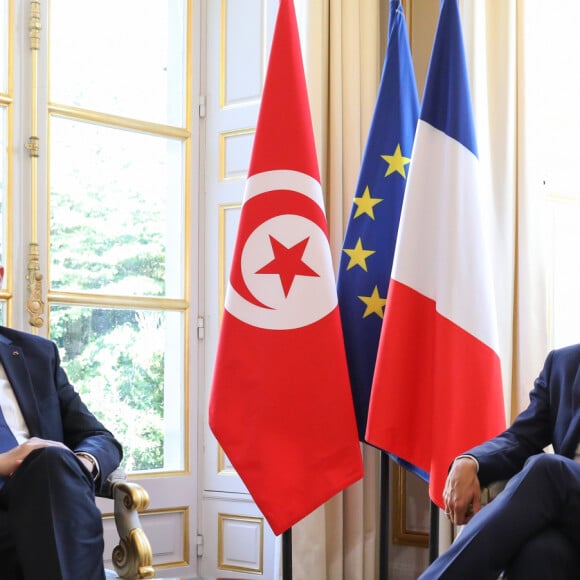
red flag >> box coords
[209,0,363,535]
[365,0,505,508]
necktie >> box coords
[0,405,17,453]
[0,404,18,488]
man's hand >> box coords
[443,456,481,525]
[0,437,69,477]
[74,452,97,477]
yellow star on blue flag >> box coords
[382,144,411,178]
[337,1,428,484]
[358,286,387,319]
[343,238,376,272]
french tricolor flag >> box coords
[365,0,506,508]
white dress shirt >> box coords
[0,361,100,479]
[0,361,30,444]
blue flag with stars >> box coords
[337,0,421,462]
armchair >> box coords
[101,469,155,579]
[480,479,507,506]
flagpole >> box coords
[428,502,439,563]
[282,528,292,580]
[379,453,390,580]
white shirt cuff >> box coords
[454,454,479,472]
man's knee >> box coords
[524,452,565,470]
[18,445,88,486]
[504,527,580,580]
[33,445,72,461]
[29,445,77,465]
[520,452,574,485]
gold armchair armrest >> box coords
[104,469,155,579]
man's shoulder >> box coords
[550,343,580,361]
[542,344,580,380]
[0,326,55,350]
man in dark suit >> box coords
[0,279,122,579]
[419,343,580,579]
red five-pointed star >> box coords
[256,235,319,297]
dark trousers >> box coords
[419,453,580,580]
[0,446,106,580]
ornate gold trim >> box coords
[24,135,39,157]
[103,505,191,571]
[217,512,264,574]
[110,479,155,579]
[26,0,43,328]
[112,529,155,579]
[26,242,44,327]
[392,463,429,547]
[28,0,41,50]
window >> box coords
[46,0,190,473]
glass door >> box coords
[4,1,200,575]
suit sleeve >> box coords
[52,341,123,492]
[465,351,555,486]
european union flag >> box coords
[337,0,422,472]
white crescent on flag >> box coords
[226,170,338,330]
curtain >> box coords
[511,0,550,415]
[435,0,518,554]
[460,0,518,416]
[291,0,545,577]
[291,1,383,579]
[461,0,549,421]
[440,0,552,555]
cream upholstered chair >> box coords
[102,469,155,579]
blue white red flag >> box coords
[365,0,506,507]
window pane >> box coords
[49,116,185,298]
[50,304,185,472]
[49,0,187,126]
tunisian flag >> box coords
[209,0,363,535]
[365,0,505,508]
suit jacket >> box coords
[467,343,580,487]
[0,326,123,495]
